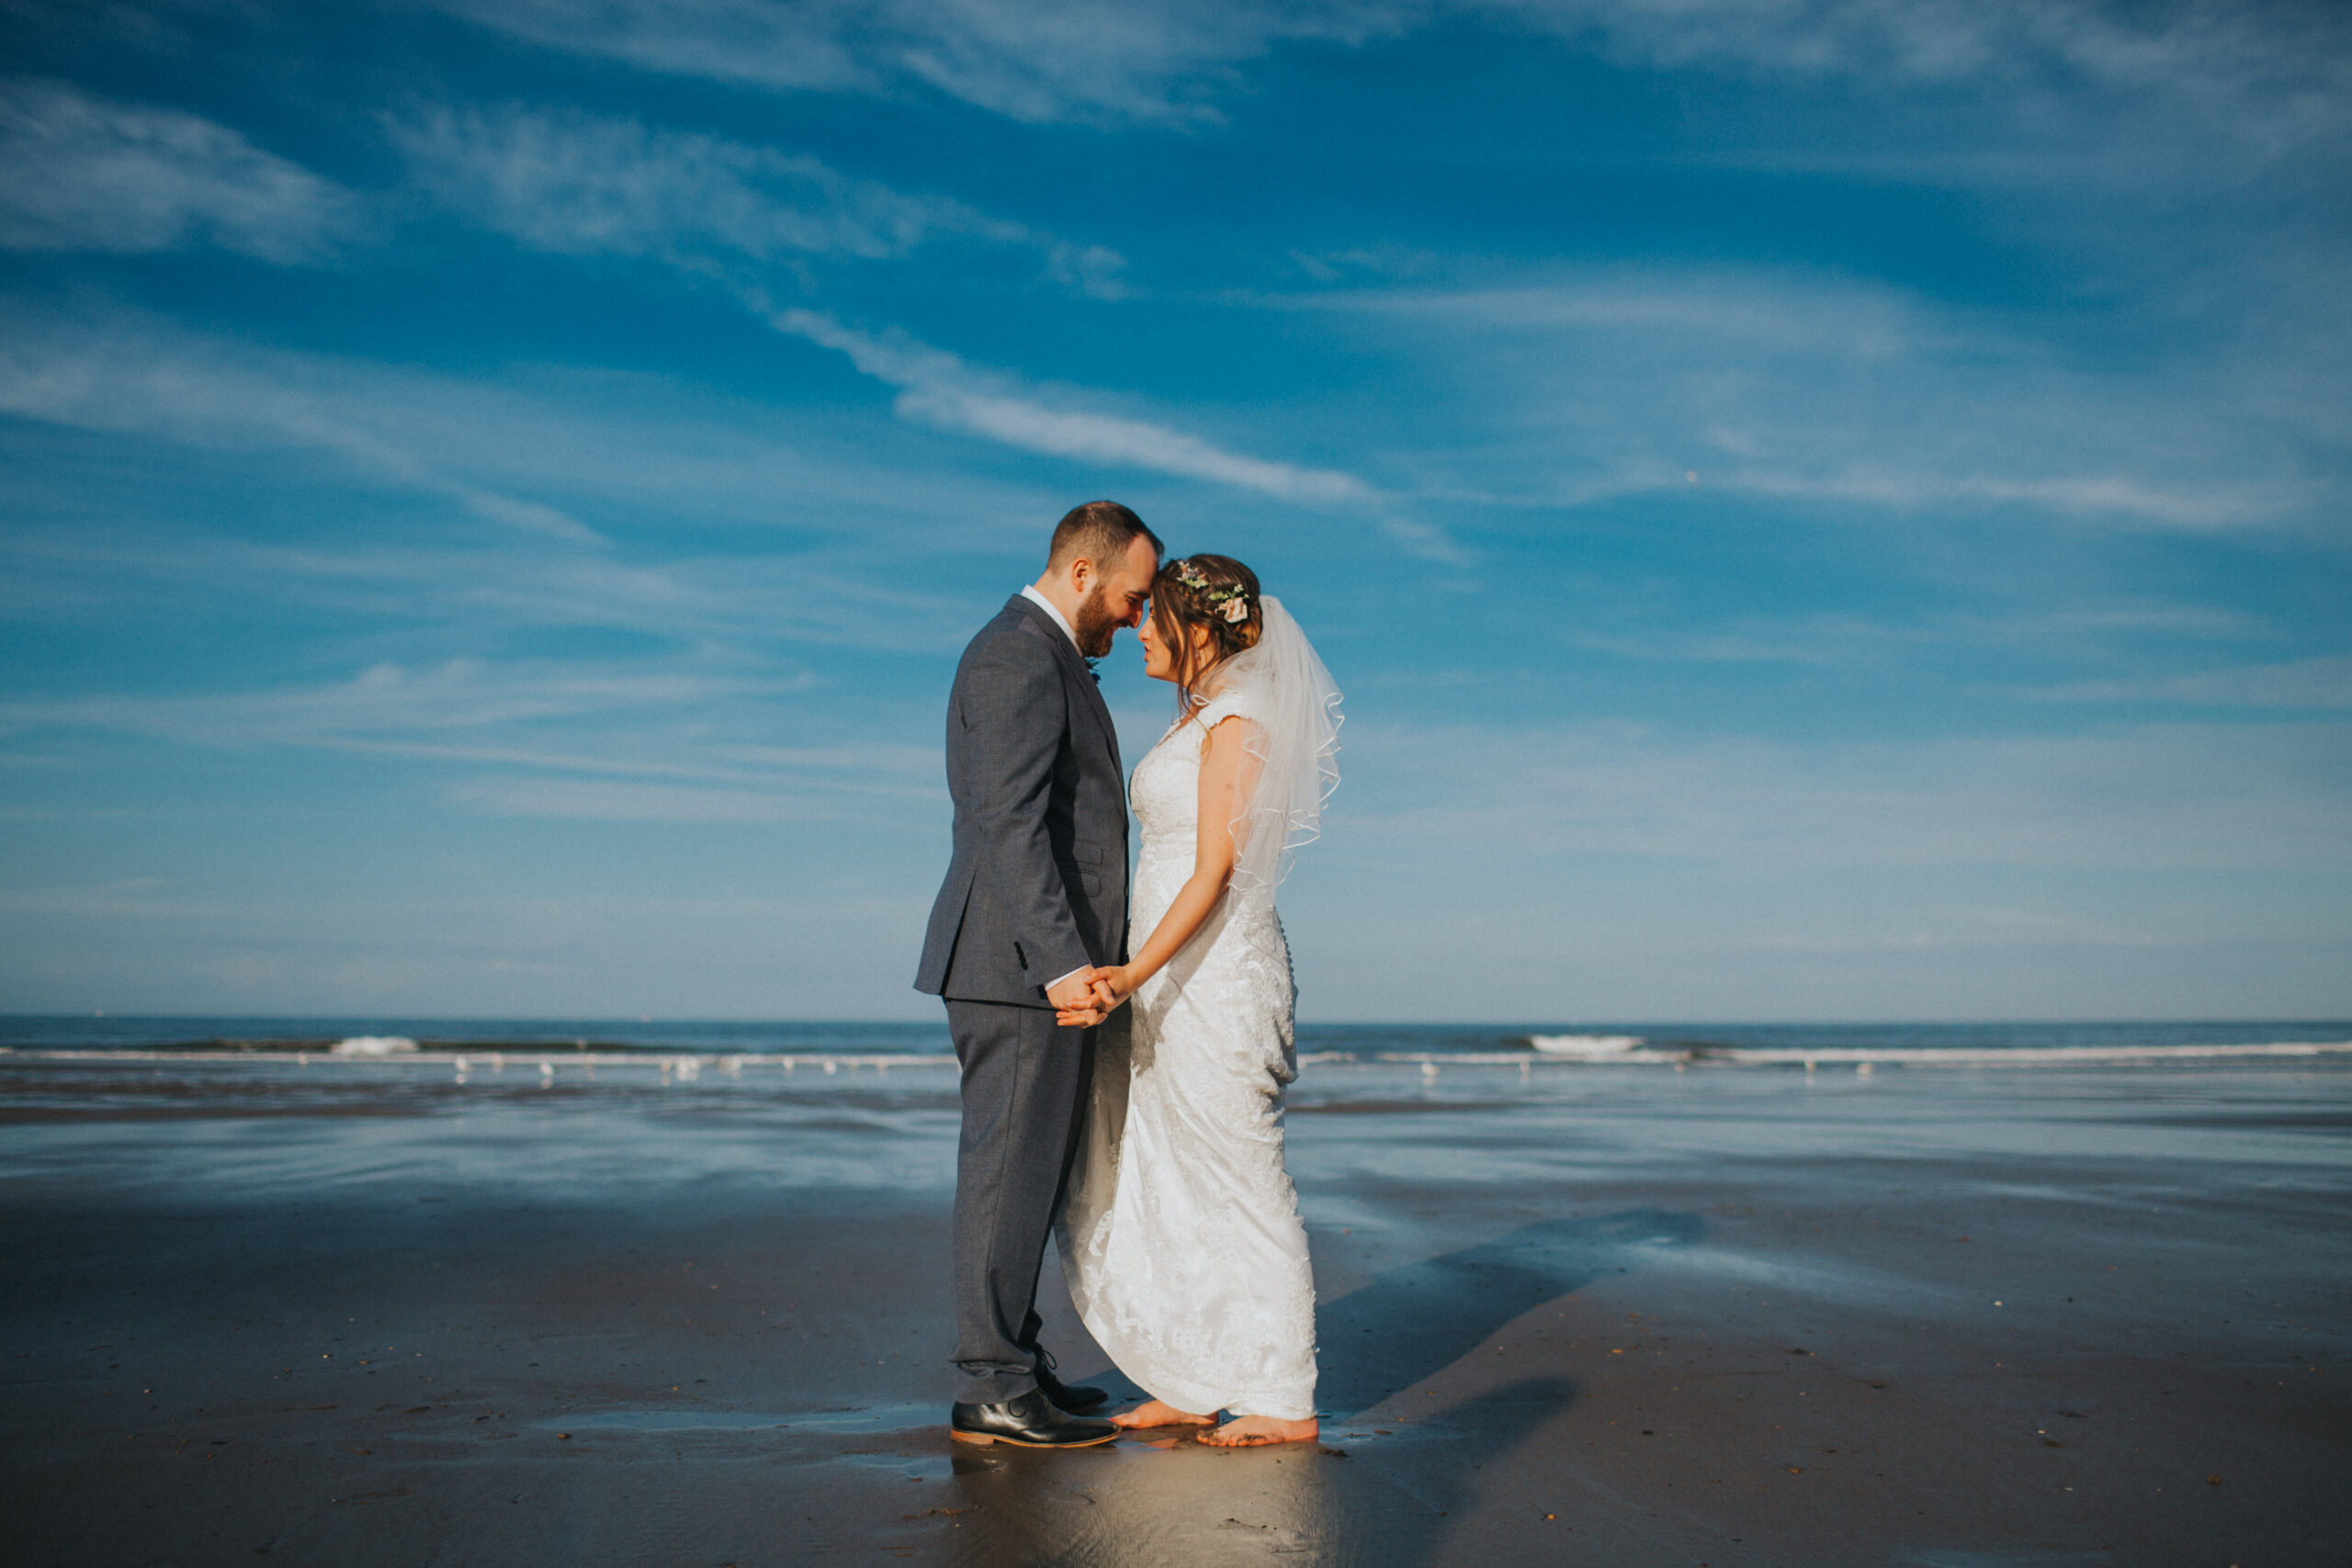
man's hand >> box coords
[1050,965,1133,1028]
[1046,968,1101,1012]
[1048,967,1108,1027]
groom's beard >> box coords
[1072,585,1120,659]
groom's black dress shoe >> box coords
[950,1390,1117,1449]
[1034,1352,1107,1412]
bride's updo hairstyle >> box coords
[1152,554,1263,696]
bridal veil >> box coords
[1195,594,1343,908]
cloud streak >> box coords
[1342,716,2352,873]
[423,0,1397,125]
[448,775,837,822]
[0,76,356,261]
[768,306,1388,510]
[0,656,951,827]
[2030,655,2352,709]
[392,104,1125,297]
[424,0,2352,154]
[0,310,604,542]
[1288,270,2337,532]
[0,658,786,749]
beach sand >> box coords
[2,1053,2344,1565]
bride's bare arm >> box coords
[1063,716,1255,1017]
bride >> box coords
[1053,554,1342,1448]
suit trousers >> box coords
[945,998,1098,1404]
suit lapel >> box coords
[1069,645,1121,775]
[1009,595,1122,773]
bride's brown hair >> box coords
[1152,554,1263,699]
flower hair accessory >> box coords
[1173,559,1252,623]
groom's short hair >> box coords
[1048,501,1162,572]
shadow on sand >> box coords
[1317,1206,1706,1419]
[933,1208,1704,1568]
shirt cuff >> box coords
[1045,964,1092,994]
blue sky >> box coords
[1,0,2346,1022]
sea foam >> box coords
[330,1035,419,1056]
[1528,1033,1649,1058]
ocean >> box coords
[6,1014,2349,1067]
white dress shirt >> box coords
[1018,583,1096,998]
[1019,583,1079,649]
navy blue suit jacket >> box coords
[915,595,1129,1007]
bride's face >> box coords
[1138,606,1210,685]
[1138,604,1177,682]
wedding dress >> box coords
[1057,598,1340,1422]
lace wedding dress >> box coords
[1056,686,1320,1421]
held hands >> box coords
[1046,968,1102,1017]
[1051,964,1136,1029]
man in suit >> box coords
[917,501,1163,1448]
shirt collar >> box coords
[1019,583,1080,651]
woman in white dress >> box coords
[1053,554,1342,1448]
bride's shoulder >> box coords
[1189,690,1263,741]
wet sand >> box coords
[2,1054,2345,1565]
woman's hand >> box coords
[1090,966,1136,1010]
[1053,965,1132,1028]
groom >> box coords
[916,501,1163,1448]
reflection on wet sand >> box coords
[899,1373,1589,1568]
[942,1437,1336,1568]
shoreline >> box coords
[7,1039,2352,1067]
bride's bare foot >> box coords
[1110,1399,1216,1429]
[1199,1415,1317,1448]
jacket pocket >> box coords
[1057,862,1103,897]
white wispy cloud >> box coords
[0,512,1019,660]
[391,103,1126,297]
[1340,715,2352,873]
[0,76,357,261]
[0,304,1089,677]
[1283,269,2336,532]
[0,658,786,749]
[1503,0,2222,79]
[2030,654,2352,709]
[318,736,936,786]
[0,879,222,919]
[767,305,1387,509]
[1728,467,2286,530]
[448,776,838,822]
[422,0,1400,125]
[0,656,952,828]
[421,0,2352,153]
[1499,0,2352,152]
[379,114,1442,541]
[1559,602,2270,668]
[0,310,603,542]
[0,306,1080,576]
